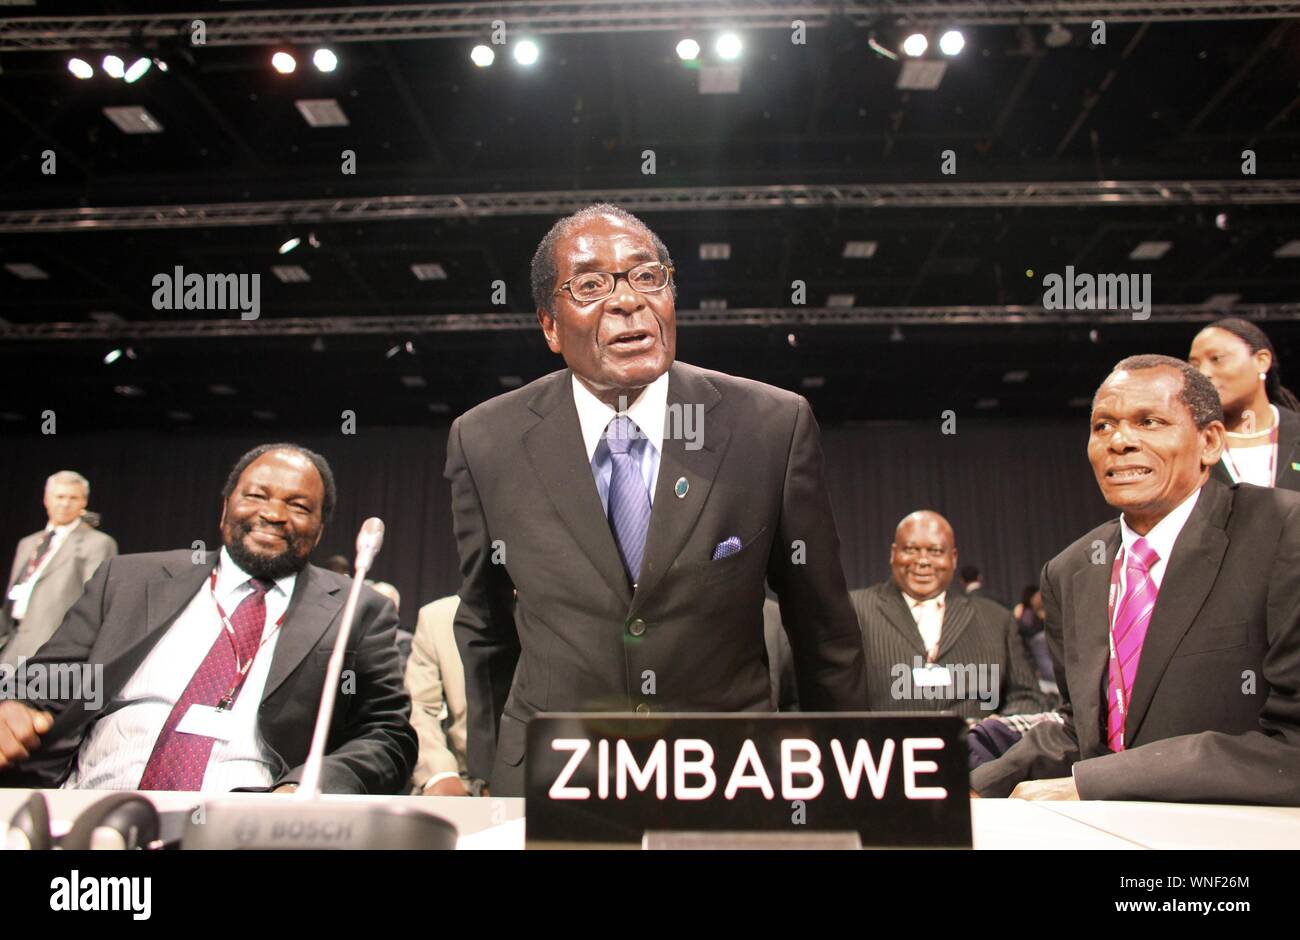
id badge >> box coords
[913,664,953,687]
[176,704,237,741]
[6,582,33,619]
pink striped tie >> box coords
[1106,537,1160,752]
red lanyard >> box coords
[209,567,285,711]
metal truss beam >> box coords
[2,3,1298,51]
[2,179,1297,233]
[3,304,1297,341]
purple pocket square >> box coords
[711,536,743,561]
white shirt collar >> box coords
[216,546,296,604]
[903,589,946,609]
[1119,485,1202,563]
[45,519,81,537]
[571,370,669,462]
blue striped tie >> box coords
[605,414,652,584]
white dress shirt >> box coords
[66,547,296,792]
[1221,405,1280,487]
[903,590,947,659]
[1116,485,1201,599]
[571,371,668,512]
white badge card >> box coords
[6,582,33,620]
[176,704,237,741]
[913,664,953,687]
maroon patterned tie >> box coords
[137,577,273,791]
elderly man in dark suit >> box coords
[851,511,1047,720]
[446,203,867,796]
[0,444,416,794]
[973,355,1300,804]
[0,471,117,668]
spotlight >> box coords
[1044,23,1073,48]
[102,55,125,79]
[124,57,151,83]
[67,57,93,80]
[307,232,320,248]
[312,48,338,73]
[513,40,539,65]
[938,30,965,56]
[901,33,927,58]
[271,51,297,74]
[470,44,495,67]
[1215,212,1230,231]
[278,236,301,254]
[154,58,169,72]
[676,38,700,61]
[103,348,122,365]
[716,33,742,60]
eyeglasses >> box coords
[895,546,950,560]
[555,261,674,304]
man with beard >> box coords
[0,444,416,794]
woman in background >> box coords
[1188,317,1300,492]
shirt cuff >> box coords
[421,771,462,792]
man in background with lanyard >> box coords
[972,355,1300,805]
[0,444,416,795]
[0,471,117,669]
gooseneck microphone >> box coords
[183,517,457,849]
[297,517,384,797]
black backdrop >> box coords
[0,419,1111,628]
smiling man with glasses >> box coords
[442,202,868,797]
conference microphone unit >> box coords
[183,517,457,850]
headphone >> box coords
[5,792,160,850]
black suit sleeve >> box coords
[1070,500,1300,804]
[446,417,520,782]
[765,397,868,710]
[279,594,418,795]
[0,556,114,787]
[997,606,1051,717]
[970,559,1080,796]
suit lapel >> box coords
[135,553,217,654]
[879,583,929,658]
[6,532,37,591]
[935,590,974,660]
[262,565,344,702]
[522,371,633,606]
[631,364,728,609]
[1070,525,1119,755]
[1124,482,1230,744]
[1274,406,1300,489]
[38,522,84,581]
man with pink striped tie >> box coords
[972,355,1300,805]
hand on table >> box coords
[1009,777,1079,801]
[424,777,470,797]
[0,700,53,769]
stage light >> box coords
[513,40,539,65]
[103,348,122,365]
[676,38,700,61]
[313,48,338,72]
[102,55,125,79]
[470,44,495,67]
[124,57,151,83]
[278,236,301,254]
[1044,23,1073,48]
[939,30,964,56]
[716,33,742,60]
[67,58,93,79]
[154,58,169,72]
[272,51,297,74]
[902,33,927,58]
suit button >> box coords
[628,618,646,637]
[635,703,651,715]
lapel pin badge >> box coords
[674,477,689,498]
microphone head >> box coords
[354,517,385,571]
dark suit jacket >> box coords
[1210,404,1300,493]
[972,479,1300,804]
[0,550,417,794]
[446,361,868,796]
[850,582,1048,719]
[964,585,1006,608]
